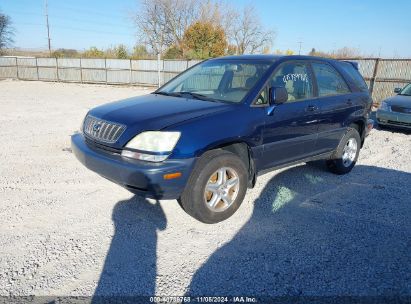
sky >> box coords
[1,0,410,58]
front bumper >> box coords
[71,133,196,199]
[376,109,411,129]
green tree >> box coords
[52,48,79,58]
[105,45,129,59]
[164,45,183,59]
[275,49,294,55]
[114,44,128,59]
[82,47,105,58]
[182,21,227,59]
[131,44,149,59]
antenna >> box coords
[45,0,51,56]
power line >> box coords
[7,10,133,29]
[5,11,42,17]
[9,3,135,49]
[15,23,44,27]
[7,12,134,30]
[4,2,126,19]
[47,3,126,19]
[16,22,132,36]
[52,25,132,36]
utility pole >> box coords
[298,40,303,55]
[45,0,51,56]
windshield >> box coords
[399,84,411,96]
[156,60,272,103]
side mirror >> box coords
[394,87,402,94]
[269,87,288,105]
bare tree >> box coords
[132,1,275,56]
[132,0,201,54]
[133,1,168,54]
[309,47,364,59]
[198,1,232,27]
[162,0,200,47]
[0,12,14,54]
[333,47,362,59]
[228,6,275,54]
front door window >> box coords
[270,62,314,102]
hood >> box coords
[88,93,234,147]
[384,95,411,107]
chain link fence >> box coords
[344,58,411,104]
[0,56,410,104]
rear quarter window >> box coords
[312,62,351,97]
[339,62,369,92]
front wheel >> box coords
[179,149,248,224]
[327,128,361,175]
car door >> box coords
[260,61,321,171]
[310,61,354,154]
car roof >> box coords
[211,54,340,64]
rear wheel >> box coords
[327,128,361,175]
[179,149,248,224]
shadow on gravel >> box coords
[187,164,411,296]
[93,196,166,299]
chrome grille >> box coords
[83,115,126,144]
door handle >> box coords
[346,99,353,106]
[306,105,319,112]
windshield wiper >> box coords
[154,91,173,96]
[177,91,218,101]
[156,91,220,102]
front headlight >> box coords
[121,131,181,162]
[379,101,390,111]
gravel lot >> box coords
[0,79,410,298]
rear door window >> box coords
[312,62,351,97]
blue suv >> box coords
[72,55,373,223]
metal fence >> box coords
[0,56,410,104]
[344,58,411,104]
[0,57,201,87]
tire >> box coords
[179,149,248,224]
[326,128,361,175]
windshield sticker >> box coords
[283,73,309,83]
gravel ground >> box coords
[0,79,410,297]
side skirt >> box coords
[256,151,334,177]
